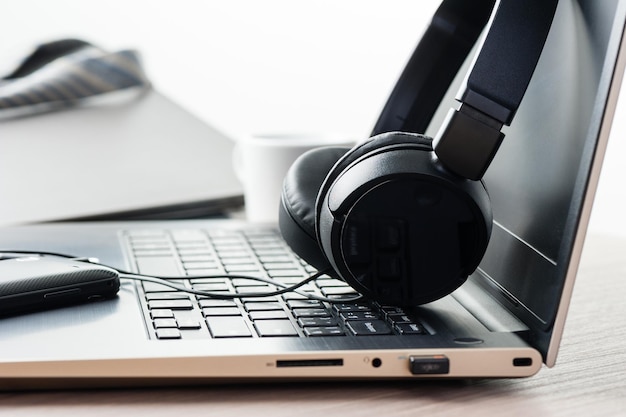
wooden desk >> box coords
[0,234,624,416]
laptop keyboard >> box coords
[124,228,426,340]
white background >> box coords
[1,0,625,237]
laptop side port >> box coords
[276,359,344,368]
[513,357,533,367]
[408,355,450,375]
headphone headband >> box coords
[373,0,559,180]
[372,0,496,136]
[463,0,560,124]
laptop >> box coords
[0,89,243,226]
[0,0,624,388]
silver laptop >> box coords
[0,89,243,226]
[0,0,624,388]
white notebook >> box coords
[0,89,243,225]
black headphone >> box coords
[279,0,559,306]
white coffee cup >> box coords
[233,133,356,223]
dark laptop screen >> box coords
[466,0,624,339]
[418,0,625,357]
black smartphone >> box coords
[0,255,120,316]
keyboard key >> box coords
[153,318,178,328]
[148,299,194,310]
[198,299,237,308]
[327,294,363,301]
[131,241,170,250]
[206,316,252,338]
[241,296,279,303]
[282,293,310,301]
[225,264,262,273]
[190,277,227,283]
[340,311,379,321]
[262,262,299,270]
[317,279,352,288]
[266,269,305,278]
[155,328,181,339]
[133,249,173,257]
[254,320,298,337]
[247,236,282,244]
[346,320,392,335]
[214,244,247,252]
[249,310,289,320]
[304,327,345,337]
[145,292,190,301]
[150,309,175,319]
[258,255,293,263]
[177,247,213,255]
[236,285,276,295]
[387,314,415,324]
[202,307,242,317]
[216,250,251,258]
[192,283,230,291]
[232,278,267,288]
[184,261,221,270]
[286,299,325,309]
[142,281,175,293]
[304,265,318,273]
[180,254,214,263]
[249,241,284,250]
[254,248,288,256]
[244,301,284,311]
[297,317,338,327]
[130,234,169,242]
[177,319,202,330]
[272,277,308,285]
[211,237,246,246]
[185,268,223,276]
[380,306,407,317]
[279,282,318,293]
[291,308,331,319]
[321,287,359,296]
[136,257,181,276]
[394,322,425,335]
[332,302,373,313]
[175,242,209,250]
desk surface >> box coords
[0,233,624,416]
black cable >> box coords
[118,270,361,303]
[0,250,364,304]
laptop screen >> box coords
[423,0,626,355]
[471,0,624,349]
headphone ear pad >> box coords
[279,146,351,270]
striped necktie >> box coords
[0,39,151,119]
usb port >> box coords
[409,355,450,375]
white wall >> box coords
[0,0,624,236]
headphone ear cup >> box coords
[314,132,434,239]
[314,132,492,306]
[279,146,351,271]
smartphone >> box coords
[0,255,120,316]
